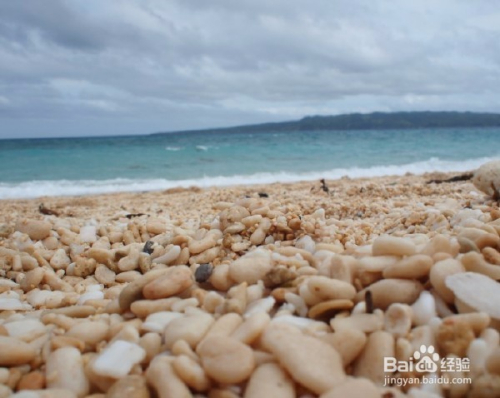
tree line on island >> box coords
[153,111,500,135]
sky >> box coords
[1,0,500,139]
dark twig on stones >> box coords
[492,183,500,201]
[426,173,473,184]
[365,290,374,314]
[258,192,269,198]
[320,179,329,193]
[125,213,146,219]
[39,203,59,216]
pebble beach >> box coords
[1,169,500,398]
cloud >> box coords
[0,0,499,138]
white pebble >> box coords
[79,225,97,243]
[142,311,184,333]
[92,340,145,378]
[0,298,31,311]
[77,291,104,305]
[244,297,276,319]
[411,291,437,326]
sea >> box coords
[0,128,499,199]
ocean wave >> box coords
[0,156,497,199]
[195,145,219,151]
[165,146,182,151]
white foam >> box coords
[165,146,182,151]
[195,145,208,151]
[0,156,497,200]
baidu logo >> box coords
[384,345,440,373]
[383,345,472,387]
[412,345,440,373]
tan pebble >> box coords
[47,305,96,318]
[95,265,116,285]
[142,265,193,300]
[353,330,395,385]
[446,272,500,319]
[0,336,37,366]
[189,233,217,255]
[473,160,500,197]
[146,219,166,235]
[50,336,85,352]
[469,373,500,398]
[198,335,255,384]
[429,258,465,303]
[171,339,199,363]
[475,233,499,250]
[261,323,345,395]
[320,329,367,366]
[13,389,78,398]
[20,268,45,292]
[16,219,52,240]
[307,276,356,301]
[0,385,10,398]
[446,313,491,334]
[372,235,416,256]
[244,362,295,398]
[319,378,380,398]
[437,316,475,357]
[253,350,274,365]
[461,251,500,280]
[486,347,500,375]
[357,255,398,273]
[85,248,114,266]
[422,235,456,256]
[458,236,480,253]
[66,321,109,348]
[330,311,384,333]
[207,388,240,398]
[115,270,142,283]
[17,370,45,390]
[355,279,423,310]
[118,267,172,310]
[131,298,179,318]
[231,312,270,344]
[228,249,272,285]
[146,356,192,398]
[308,299,354,320]
[483,247,500,266]
[262,266,297,288]
[0,368,9,384]
[382,254,433,279]
[173,355,211,392]
[138,333,161,364]
[164,312,214,349]
[189,246,220,265]
[50,248,71,270]
[384,303,413,338]
[46,347,89,397]
[209,263,233,292]
[106,375,150,398]
[203,313,243,340]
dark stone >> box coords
[195,263,213,283]
[143,240,154,254]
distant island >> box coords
[152,111,500,135]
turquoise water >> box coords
[0,128,499,199]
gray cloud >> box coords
[1,0,500,138]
